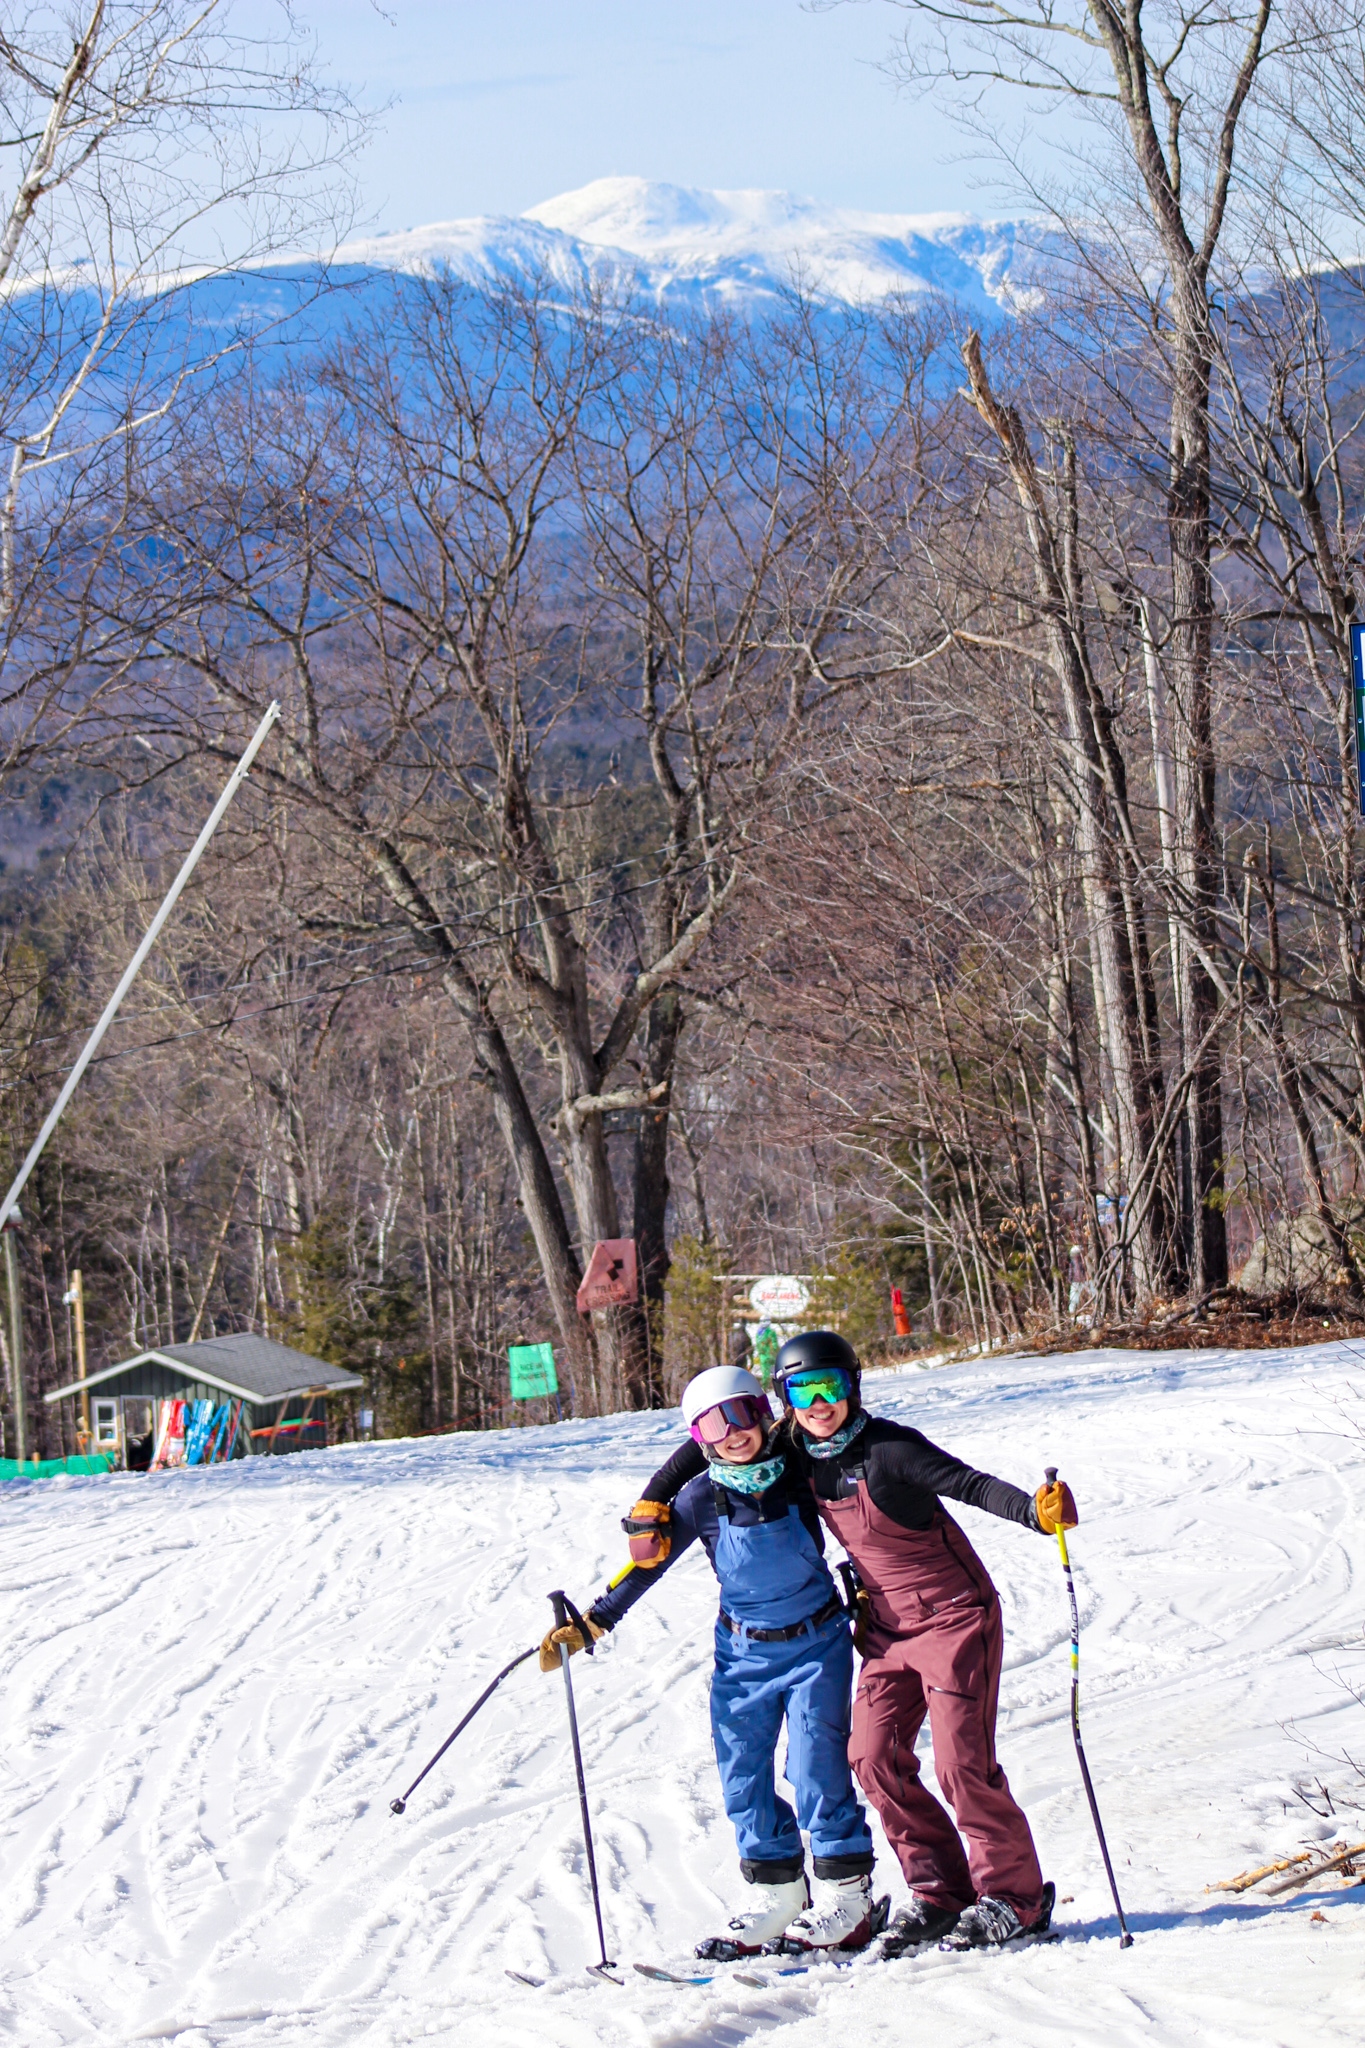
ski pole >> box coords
[1045,1467,1133,1947]
[549,1589,617,1979]
[390,1643,538,1816]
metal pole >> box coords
[549,1590,616,1978]
[71,1269,88,1444]
[1046,1467,1133,1946]
[4,1223,26,1463]
[389,1644,538,1816]
[0,703,281,1238]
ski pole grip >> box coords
[550,1587,596,1656]
[1045,1466,1058,1485]
[561,1590,596,1656]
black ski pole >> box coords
[1045,1467,1134,1947]
[549,1589,617,1979]
[390,1643,538,1816]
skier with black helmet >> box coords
[629,1331,1077,1954]
[539,1363,881,1959]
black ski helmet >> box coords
[773,1330,861,1409]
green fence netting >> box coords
[0,1453,115,1481]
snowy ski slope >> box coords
[3,1341,1365,2047]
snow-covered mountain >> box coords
[0,180,1046,425]
[1,180,1046,397]
[316,176,1041,318]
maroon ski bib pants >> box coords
[817,1483,1044,1918]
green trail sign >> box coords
[508,1342,558,1400]
[1352,623,1365,819]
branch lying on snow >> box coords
[1207,1850,1313,1893]
[1209,1838,1365,1895]
[1261,1841,1365,1896]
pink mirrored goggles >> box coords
[690,1393,771,1445]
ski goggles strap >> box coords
[782,1367,854,1409]
[691,1394,770,1444]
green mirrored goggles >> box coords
[783,1368,854,1409]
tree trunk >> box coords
[1168,324,1228,1290]
[962,334,1178,1299]
[631,988,681,1405]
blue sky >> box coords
[297,1,1000,229]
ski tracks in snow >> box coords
[3,1349,1365,2044]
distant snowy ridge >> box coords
[0,180,1047,389]
[322,176,1043,317]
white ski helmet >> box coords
[681,1364,769,1429]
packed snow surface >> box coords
[5,1340,1365,2046]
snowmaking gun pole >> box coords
[389,1643,539,1816]
[0,704,282,1239]
[549,1589,618,1980]
[1046,1467,1134,1948]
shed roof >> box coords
[44,1333,364,1406]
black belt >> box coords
[718,1592,844,1643]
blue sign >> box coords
[1351,623,1365,819]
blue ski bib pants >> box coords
[710,1504,872,1877]
[588,1473,874,1881]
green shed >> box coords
[43,1333,364,1470]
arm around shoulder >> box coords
[641,1437,707,1503]
[591,1478,704,1631]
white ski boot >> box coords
[784,1872,886,1951]
[695,1873,810,1960]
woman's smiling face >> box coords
[792,1394,849,1439]
[710,1418,767,1463]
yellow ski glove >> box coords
[621,1498,671,1567]
[1035,1476,1079,1533]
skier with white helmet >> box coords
[628,1332,1078,1955]
[539,1363,882,1958]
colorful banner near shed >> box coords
[152,1399,187,1469]
[184,1400,217,1464]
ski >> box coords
[505,1965,624,1987]
[634,1962,770,1986]
[633,1954,866,1986]
[759,1929,1064,1975]
[631,1923,1066,1989]
[938,1929,1064,1954]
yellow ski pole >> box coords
[1045,1467,1134,1947]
